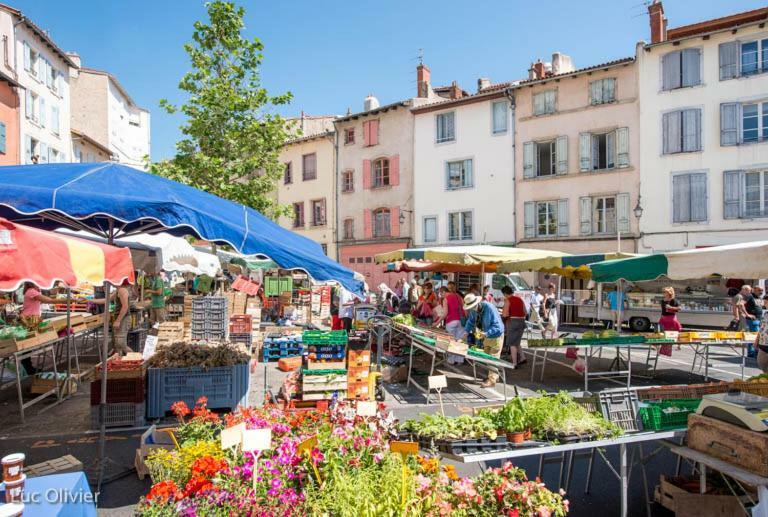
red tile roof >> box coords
[510,57,635,88]
[667,6,768,41]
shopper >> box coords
[338,287,356,332]
[463,293,505,387]
[658,287,682,331]
[415,282,437,325]
[606,288,628,330]
[483,285,494,303]
[543,283,560,339]
[742,285,763,332]
[755,311,768,373]
[408,279,421,306]
[468,283,481,296]
[434,282,466,365]
[92,280,133,356]
[501,286,527,366]
[148,272,167,325]
[19,283,60,374]
[755,286,765,308]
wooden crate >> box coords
[25,455,82,478]
[30,373,77,396]
[436,339,468,356]
[688,413,768,477]
[135,425,177,480]
[654,475,748,517]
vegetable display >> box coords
[748,373,768,383]
[403,414,499,441]
[391,313,415,326]
[148,342,250,369]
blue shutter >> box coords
[0,122,6,154]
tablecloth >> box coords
[0,471,97,516]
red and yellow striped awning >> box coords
[0,218,134,291]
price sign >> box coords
[390,441,418,457]
[220,423,246,450]
[356,401,377,417]
[428,375,447,390]
[297,435,322,483]
[142,335,158,361]
[242,428,272,452]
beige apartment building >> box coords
[513,53,641,255]
[277,129,337,257]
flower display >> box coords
[138,400,568,516]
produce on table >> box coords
[139,400,569,516]
[0,326,28,340]
[522,392,622,440]
[147,341,250,369]
[391,313,415,326]
[403,413,499,441]
[479,396,527,433]
[748,373,768,383]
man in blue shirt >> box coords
[606,289,628,330]
[463,293,505,387]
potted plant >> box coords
[496,398,528,443]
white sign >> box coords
[242,428,272,452]
[356,401,377,417]
[428,375,447,390]
[142,335,158,361]
[220,423,246,450]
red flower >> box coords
[196,396,208,407]
[170,401,190,419]
[147,480,181,502]
[191,456,227,478]
[183,475,214,497]
[506,510,519,517]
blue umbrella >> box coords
[0,163,362,294]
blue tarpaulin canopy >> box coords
[0,163,363,294]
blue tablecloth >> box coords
[0,472,96,516]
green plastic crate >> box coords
[639,398,701,431]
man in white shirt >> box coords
[529,286,546,332]
[339,287,356,332]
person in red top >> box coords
[415,282,438,325]
[501,286,527,367]
[433,281,466,365]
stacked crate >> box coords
[156,322,185,347]
[191,297,228,341]
[262,333,303,361]
[347,346,372,400]
[182,295,198,336]
[301,331,348,401]
[229,314,253,350]
[127,328,147,352]
[90,357,145,428]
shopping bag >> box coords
[658,343,672,357]
[565,347,578,359]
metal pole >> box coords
[97,220,114,492]
[620,443,628,517]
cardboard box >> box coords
[347,380,370,400]
[347,349,371,367]
[347,365,370,382]
[278,356,302,372]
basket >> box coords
[731,380,768,397]
[636,382,730,401]
[90,402,145,428]
[639,399,701,431]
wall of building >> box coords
[107,79,150,167]
[72,136,110,163]
[514,60,641,253]
[69,71,108,146]
[0,81,19,165]
[412,93,515,246]
[277,134,336,257]
[637,25,768,252]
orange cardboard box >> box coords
[278,356,303,372]
[347,349,371,367]
[347,365,370,382]
[347,380,370,400]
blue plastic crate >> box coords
[146,364,249,418]
[307,344,346,354]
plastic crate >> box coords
[639,399,701,431]
[302,330,348,345]
[127,329,147,352]
[90,402,145,428]
[229,332,252,344]
[599,388,641,432]
[90,377,145,405]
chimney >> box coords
[477,77,491,92]
[417,63,431,98]
[449,81,463,100]
[648,0,666,44]
[551,52,574,75]
[66,52,81,68]
[529,60,546,80]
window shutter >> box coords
[533,94,544,115]
[390,207,400,238]
[363,210,372,239]
[606,131,616,169]
[662,51,681,91]
[0,122,6,154]
[523,202,535,238]
[39,97,45,128]
[44,60,51,88]
[51,106,59,134]
[579,196,592,235]
[362,159,371,189]
[682,49,701,87]
[545,91,556,113]
[389,154,399,186]
[690,173,707,222]
[39,143,48,163]
[719,41,740,80]
[23,42,29,71]
[682,109,701,152]
[523,141,535,178]
[464,159,473,187]
[663,111,681,154]
[362,121,370,146]
[604,78,615,102]
[446,112,455,140]
[616,127,629,167]
[24,135,31,163]
[617,193,630,233]
[24,89,32,119]
[672,175,690,223]
[579,132,591,171]
[589,81,601,105]
[720,103,739,146]
[557,199,569,236]
[723,170,743,219]
[369,120,379,146]
[555,135,568,174]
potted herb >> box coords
[495,398,528,443]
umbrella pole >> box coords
[97,221,114,492]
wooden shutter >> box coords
[545,91,556,113]
[362,121,370,146]
[362,159,371,189]
[579,196,592,235]
[363,210,372,238]
[604,78,615,102]
[39,142,48,163]
[589,81,601,105]
[579,133,591,171]
[39,97,45,128]
[523,202,535,238]
[723,170,743,219]
[672,174,689,223]
[0,122,6,154]
[557,199,569,236]
[390,207,400,238]
[555,135,568,174]
[616,127,629,168]
[662,51,681,91]
[24,135,31,163]
[23,42,29,71]
[690,173,707,222]
[52,105,59,135]
[523,142,535,178]
[24,89,32,119]
[682,109,701,152]
[720,103,739,146]
[389,155,399,186]
[533,93,545,115]
[369,120,379,146]
[682,49,701,87]
[719,41,740,80]
[663,111,681,154]
[617,193,630,233]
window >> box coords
[523,200,568,238]
[373,208,391,238]
[742,102,768,143]
[446,159,473,189]
[343,218,354,240]
[662,109,702,154]
[593,196,617,234]
[372,158,390,188]
[436,112,455,143]
[302,153,317,180]
[672,172,707,223]
[536,201,558,237]
[0,122,6,154]
[448,211,472,241]
[579,128,629,171]
[24,90,38,123]
[720,40,768,80]
[725,170,768,219]
[579,194,630,236]
[533,90,556,115]
[662,49,701,90]
[589,78,616,105]
[24,135,39,164]
[23,43,40,80]
[292,202,305,228]
[491,101,508,134]
[537,141,556,176]
[423,216,437,243]
[344,128,355,145]
[48,147,59,163]
[47,62,58,93]
[284,162,292,184]
[523,137,568,178]
[311,199,326,226]
[342,170,354,192]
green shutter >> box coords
[0,122,7,154]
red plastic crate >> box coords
[90,377,145,405]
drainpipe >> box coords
[331,122,340,262]
[12,16,24,164]
[504,87,516,245]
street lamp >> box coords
[399,209,413,226]
[633,195,644,220]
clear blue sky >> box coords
[12,0,767,161]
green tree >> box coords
[151,0,293,219]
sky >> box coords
[11,0,768,161]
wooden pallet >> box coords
[25,455,82,477]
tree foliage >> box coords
[151,0,293,219]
